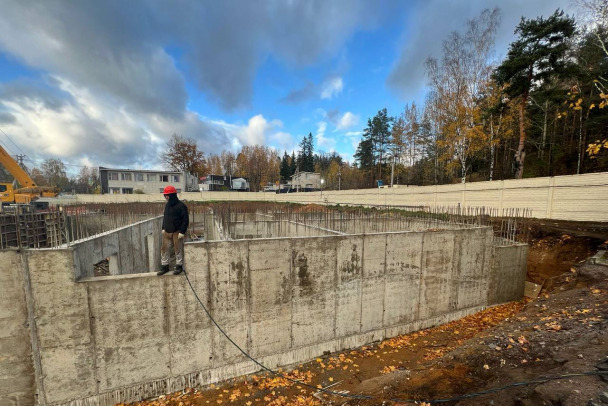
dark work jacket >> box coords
[162,195,189,234]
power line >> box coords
[0,127,28,156]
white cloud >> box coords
[320,77,343,99]
[0,77,297,169]
[316,121,336,150]
[242,115,274,145]
[269,131,296,151]
[342,130,363,151]
[211,114,284,148]
[336,111,359,130]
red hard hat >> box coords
[163,185,177,194]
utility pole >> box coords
[15,154,26,169]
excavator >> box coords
[0,144,59,206]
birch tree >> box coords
[426,8,500,183]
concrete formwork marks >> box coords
[291,238,336,348]
[0,249,36,406]
[26,249,96,404]
[1,225,527,406]
[208,241,249,365]
[335,237,363,338]
[384,233,423,326]
[249,239,292,358]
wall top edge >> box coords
[79,272,157,283]
[68,216,163,246]
[187,225,493,245]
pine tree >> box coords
[289,151,297,176]
[354,127,376,187]
[280,151,290,182]
[494,9,576,178]
[297,133,315,172]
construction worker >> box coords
[158,185,189,275]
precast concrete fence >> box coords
[50,172,608,222]
[1,225,527,406]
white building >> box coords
[290,171,321,191]
[99,167,198,194]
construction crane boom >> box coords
[0,145,37,188]
[0,144,59,206]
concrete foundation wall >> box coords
[1,225,528,406]
[0,249,36,406]
[301,218,464,234]
[489,243,529,304]
[228,220,341,239]
[72,217,162,279]
[56,172,608,221]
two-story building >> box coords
[98,167,198,194]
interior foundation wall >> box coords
[228,220,341,239]
[72,217,162,279]
[2,226,527,406]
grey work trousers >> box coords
[161,231,184,266]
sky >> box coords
[0,0,573,176]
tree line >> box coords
[355,6,608,187]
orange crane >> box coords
[0,145,59,205]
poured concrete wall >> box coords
[0,225,528,406]
[0,249,36,406]
[489,243,529,304]
[228,220,341,239]
[72,217,162,279]
[302,218,466,234]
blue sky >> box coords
[0,0,571,175]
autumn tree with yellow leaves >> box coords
[426,8,500,183]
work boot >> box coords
[173,264,184,275]
[157,265,170,276]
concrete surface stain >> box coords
[292,250,312,294]
[340,244,361,281]
[230,261,246,297]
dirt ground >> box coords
[120,220,608,406]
